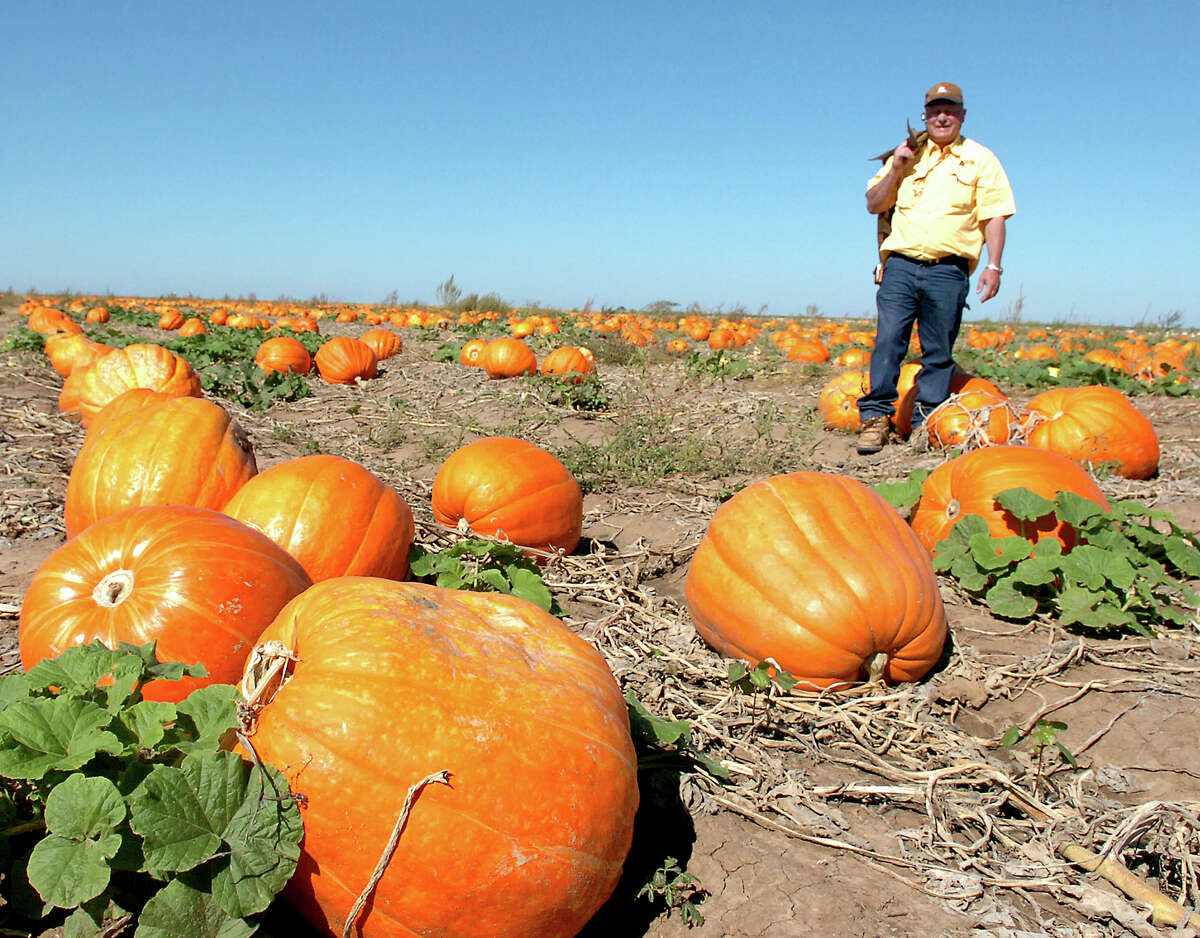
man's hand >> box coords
[976,268,1001,302]
[891,141,915,173]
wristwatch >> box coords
[985,264,1004,274]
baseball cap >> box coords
[925,82,964,105]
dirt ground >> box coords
[2,300,1198,938]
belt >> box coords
[893,253,969,274]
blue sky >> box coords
[5,2,1198,327]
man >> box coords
[856,82,1015,455]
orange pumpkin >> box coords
[685,472,946,688]
[785,338,831,363]
[239,579,637,938]
[64,396,257,537]
[460,338,489,367]
[481,338,537,379]
[27,308,80,336]
[44,334,103,377]
[818,370,870,431]
[925,381,1013,449]
[314,337,378,384]
[223,454,414,582]
[178,317,207,337]
[909,446,1111,556]
[359,328,403,361]
[85,307,110,324]
[539,346,595,384]
[19,506,311,703]
[255,336,313,375]
[1022,386,1159,480]
[74,344,203,426]
[432,437,582,555]
[157,310,184,330]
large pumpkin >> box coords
[685,472,946,688]
[64,395,257,537]
[909,445,1111,555]
[239,578,638,938]
[1022,386,1159,480]
[255,336,313,375]
[74,344,203,426]
[314,337,378,384]
[481,338,537,379]
[222,454,414,582]
[432,437,582,554]
[19,506,312,702]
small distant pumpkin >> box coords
[178,317,207,337]
[314,337,378,384]
[481,338,537,379]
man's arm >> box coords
[976,215,1008,302]
[866,143,915,214]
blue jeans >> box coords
[857,255,970,429]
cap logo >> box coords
[937,85,948,93]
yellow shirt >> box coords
[868,136,1015,273]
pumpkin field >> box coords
[1,293,1199,938]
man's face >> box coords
[924,101,965,145]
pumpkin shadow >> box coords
[578,763,697,936]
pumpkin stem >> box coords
[238,640,300,733]
[92,569,134,607]
[866,652,889,684]
[945,498,961,521]
[342,770,452,938]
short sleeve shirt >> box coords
[868,136,1015,273]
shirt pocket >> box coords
[947,163,978,209]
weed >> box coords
[636,858,707,927]
[1001,719,1078,795]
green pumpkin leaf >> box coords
[507,565,553,611]
[1059,546,1111,591]
[1053,491,1109,527]
[1011,554,1059,586]
[1164,535,1200,577]
[947,555,989,592]
[135,878,254,938]
[995,488,1056,522]
[209,763,303,918]
[626,692,691,746]
[129,752,248,875]
[969,534,1031,570]
[0,673,32,711]
[984,579,1038,620]
[0,697,122,779]
[129,751,301,917]
[872,470,929,513]
[119,701,178,752]
[174,685,239,753]
[27,774,126,908]
[1100,552,1137,590]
